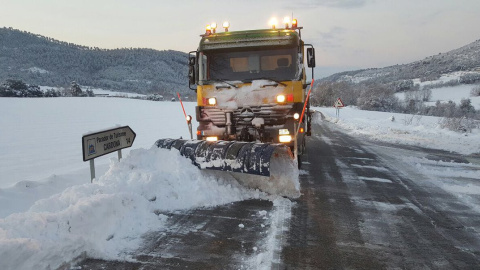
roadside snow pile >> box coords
[0,147,266,270]
[0,166,110,218]
[401,156,480,212]
[318,106,480,155]
[402,156,480,180]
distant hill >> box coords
[311,38,480,114]
[320,38,480,85]
[0,27,189,96]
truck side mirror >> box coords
[306,48,316,68]
[188,56,196,86]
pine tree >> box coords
[70,81,83,97]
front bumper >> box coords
[196,103,305,145]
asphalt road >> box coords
[74,115,480,269]
[281,114,480,269]
[73,199,276,269]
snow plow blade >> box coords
[155,139,300,198]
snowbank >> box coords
[318,106,480,155]
[0,147,266,270]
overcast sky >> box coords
[1,0,480,77]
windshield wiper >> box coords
[208,79,238,88]
[252,77,287,86]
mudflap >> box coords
[155,139,300,198]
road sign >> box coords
[334,98,345,108]
[82,126,136,161]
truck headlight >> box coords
[208,97,217,105]
[206,136,218,141]
[276,95,286,103]
[279,135,292,143]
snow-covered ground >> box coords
[38,85,145,98]
[0,98,192,189]
[395,83,480,110]
[0,96,479,270]
[0,97,283,270]
[425,84,480,110]
[413,71,479,87]
[397,72,480,110]
[318,106,480,155]
[85,87,145,98]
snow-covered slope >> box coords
[393,72,480,110]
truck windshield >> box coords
[199,47,298,83]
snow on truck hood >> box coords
[210,80,290,109]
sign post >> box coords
[82,126,136,182]
[89,159,95,182]
[333,97,345,118]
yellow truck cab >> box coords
[188,19,315,158]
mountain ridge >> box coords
[0,27,189,97]
[320,38,480,85]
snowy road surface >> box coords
[76,113,480,269]
[282,113,480,269]
[76,200,281,269]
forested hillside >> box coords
[312,38,480,110]
[0,27,189,96]
[312,38,480,131]
[320,38,480,85]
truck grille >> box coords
[199,105,293,127]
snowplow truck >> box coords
[156,19,315,197]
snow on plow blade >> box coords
[155,139,300,198]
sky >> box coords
[1,0,480,78]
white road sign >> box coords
[82,126,136,161]
[334,98,345,108]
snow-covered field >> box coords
[0,96,479,270]
[39,86,145,98]
[0,98,192,189]
[426,84,480,110]
[396,83,480,110]
[396,72,480,110]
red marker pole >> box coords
[177,92,193,139]
[296,79,314,135]
[293,79,314,163]
[177,92,187,120]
